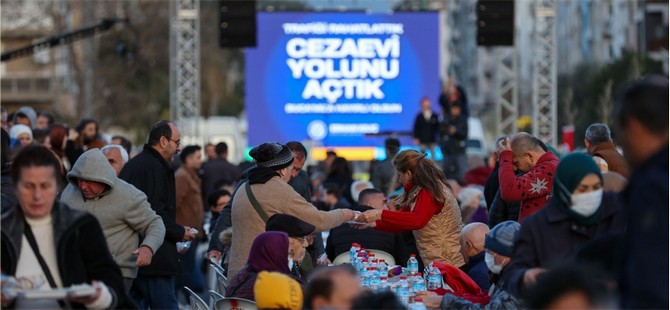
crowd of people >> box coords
[0,75,667,309]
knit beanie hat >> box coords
[553,153,603,209]
[485,220,520,257]
[254,271,303,310]
[249,142,294,170]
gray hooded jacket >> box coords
[61,149,166,278]
[13,106,37,129]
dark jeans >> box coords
[175,239,206,303]
[130,274,179,309]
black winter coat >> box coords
[503,192,626,298]
[119,145,185,276]
[413,112,439,144]
[201,158,242,209]
[487,190,521,228]
[1,202,125,309]
[439,114,468,155]
[619,146,669,308]
[483,162,500,210]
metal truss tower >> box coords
[495,47,518,137]
[532,0,557,145]
[170,0,201,137]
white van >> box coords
[466,117,488,158]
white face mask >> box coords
[485,252,504,274]
[570,189,603,217]
[288,257,294,270]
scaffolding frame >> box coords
[170,0,201,137]
[532,0,557,145]
[495,46,518,138]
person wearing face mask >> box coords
[502,153,626,299]
[418,221,524,309]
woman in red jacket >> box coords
[354,150,465,267]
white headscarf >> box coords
[9,124,33,141]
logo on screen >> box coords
[307,120,327,141]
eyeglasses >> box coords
[167,138,180,146]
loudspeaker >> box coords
[219,0,257,48]
[476,0,515,46]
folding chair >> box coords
[184,286,209,310]
[210,262,228,294]
[209,290,225,302]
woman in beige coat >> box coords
[355,150,464,267]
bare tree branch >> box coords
[599,79,613,125]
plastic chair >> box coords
[184,286,209,310]
[215,297,257,310]
[367,249,396,266]
[209,290,225,302]
[332,252,350,265]
[333,249,396,266]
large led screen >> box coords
[246,12,440,149]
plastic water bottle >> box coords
[412,272,426,292]
[396,275,411,306]
[379,276,389,292]
[369,267,381,291]
[378,259,388,275]
[349,243,360,263]
[359,259,370,274]
[360,266,371,287]
[354,253,364,270]
[176,240,191,253]
[427,263,442,290]
[407,254,419,275]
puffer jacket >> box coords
[411,184,464,267]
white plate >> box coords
[346,221,368,225]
